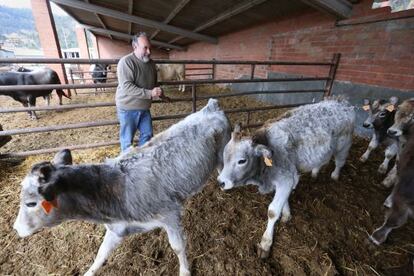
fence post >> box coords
[69,68,77,95]
[246,111,251,126]
[323,53,341,98]
[191,84,197,113]
[212,58,216,80]
[250,64,255,79]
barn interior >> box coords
[0,0,414,275]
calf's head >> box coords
[13,149,72,237]
[388,98,414,137]
[217,124,272,190]
[362,97,398,129]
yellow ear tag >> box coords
[386,105,395,112]
[264,157,273,167]
[362,105,370,111]
[41,199,58,215]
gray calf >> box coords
[360,97,399,175]
[13,99,231,276]
[217,99,355,258]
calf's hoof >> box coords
[281,214,291,223]
[256,244,270,259]
[359,155,368,162]
[179,269,191,276]
[378,165,387,174]
[83,271,96,276]
[383,197,393,208]
[368,235,382,246]
[330,172,339,181]
[382,178,395,188]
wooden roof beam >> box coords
[300,0,353,19]
[82,24,186,51]
[128,0,133,35]
[51,0,217,44]
[150,0,191,40]
[168,0,268,44]
[84,0,112,39]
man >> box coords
[115,32,163,151]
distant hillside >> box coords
[0,5,35,34]
[0,5,77,49]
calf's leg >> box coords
[383,192,393,208]
[369,204,408,245]
[281,201,291,222]
[84,227,124,276]
[257,180,293,258]
[378,143,398,174]
[382,164,398,187]
[331,134,352,181]
[360,134,378,162]
[164,217,191,276]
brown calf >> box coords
[370,123,414,246]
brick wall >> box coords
[96,35,169,59]
[31,0,68,90]
[170,0,414,91]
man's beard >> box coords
[141,55,150,63]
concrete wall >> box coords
[232,73,414,137]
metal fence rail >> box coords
[0,103,305,158]
[0,54,340,158]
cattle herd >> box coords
[9,92,414,275]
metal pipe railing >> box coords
[0,103,308,137]
[0,54,339,157]
[0,58,333,66]
[0,77,329,92]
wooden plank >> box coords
[300,0,352,19]
[169,0,268,43]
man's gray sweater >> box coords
[115,53,157,110]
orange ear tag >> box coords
[41,199,58,214]
[362,105,370,111]
[264,157,273,167]
[386,105,395,112]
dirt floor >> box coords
[0,86,413,276]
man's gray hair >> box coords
[132,32,148,45]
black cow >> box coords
[91,64,110,92]
[16,67,32,72]
[0,68,70,119]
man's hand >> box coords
[151,87,163,98]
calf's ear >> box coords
[52,149,72,165]
[30,162,59,201]
[389,96,399,106]
[231,123,242,141]
[38,182,59,202]
[31,162,54,183]
[372,99,380,109]
[254,144,272,159]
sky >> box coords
[0,0,68,16]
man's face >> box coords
[133,36,151,63]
